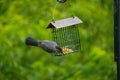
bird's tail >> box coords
[25,37,39,46]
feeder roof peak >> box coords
[47,16,82,29]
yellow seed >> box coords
[62,48,73,55]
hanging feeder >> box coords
[46,0,83,56]
[47,16,83,56]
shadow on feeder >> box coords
[47,16,83,56]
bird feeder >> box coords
[47,16,83,56]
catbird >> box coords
[25,37,63,53]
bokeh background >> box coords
[0,0,116,80]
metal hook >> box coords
[52,18,55,23]
[57,0,67,3]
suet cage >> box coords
[47,16,83,56]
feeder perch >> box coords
[47,16,83,55]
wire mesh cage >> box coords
[47,16,82,56]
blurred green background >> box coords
[0,0,116,80]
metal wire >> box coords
[51,25,81,55]
[52,2,59,21]
[52,0,74,22]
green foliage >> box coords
[0,0,116,80]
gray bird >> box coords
[25,37,63,54]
